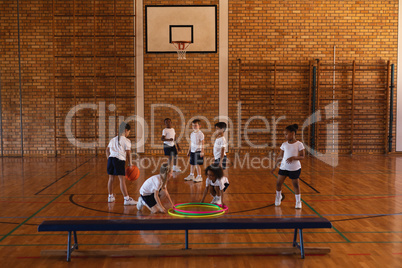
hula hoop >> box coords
[173,204,228,214]
[168,208,225,218]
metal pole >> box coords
[311,66,317,151]
[0,70,3,157]
[389,64,395,152]
[17,0,24,157]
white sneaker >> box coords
[184,174,195,181]
[215,196,222,205]
[295,201,302,209]
[193,175,203,183]
[137,197,144,211]
[211,196,218,204]
[275,194,282,206]
[124,197,137,206]
[173,166,182,172]
[108,194,115,203]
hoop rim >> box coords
[171,40,192,44]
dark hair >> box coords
[164,118,171,123]
[285,124,298,134]
[205,164,224,179]
[215,122,227,132]
[118,122,131,146]
[192,119,201,125]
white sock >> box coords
[190,173,194,176]
[276,190,282,197]
[124,196,130,200]
[295,194,301,203]
[173,165,177,168]
[109,194,113,197]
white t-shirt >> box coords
[162,128,175,147]
[190,130,204,152]
[280,141,305,171]
[214,136,227,160]
[140,175,164,196]
[205,176,229,191]
[107,136,131,161]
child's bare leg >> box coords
[167,155,173,167]
[173,154,178,166]
[209,186,217,198]
[108,175,115,194]
[291,179,300,195]
[276,175,287,191]
[118,175,129,197]
[190,165,195,174]
[196,165,201,176]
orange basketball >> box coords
[125,165,140,181]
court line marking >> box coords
[34,158,92,195]
[0,172,89,243]
[272,174,351,243]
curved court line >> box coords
[69,194,128,215]
[0,172,89,243]
[227,194,284,214]
[330,212,402,223]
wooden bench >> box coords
[38,217,332,261]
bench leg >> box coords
[73,231,78,250]
[185,229,189,249]
[67,231,72,262]
[299,229,305,259]
[292,228,298,247]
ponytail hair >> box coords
[160,163,171,188]
[117,122,131,146]
[285,124,298,134]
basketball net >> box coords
[171,41,191,60]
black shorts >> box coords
[163,144,178,156]
[278,169,301,180]
[223,183,229,192]
[190,151,204,166]
[107,157,126,176]
[141,193,157,208]
[214,156,227,170]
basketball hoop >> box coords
[171,41,191,60]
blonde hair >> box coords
[160,163,171,188]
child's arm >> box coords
[161,135,174,142]
[163,187,174,208]
[126,150,132,166]
[200,186,209,203]
[286,149,305,164]
[154,190,166,213]
[106,147,110,159]
[218,147,225,167]
[271,150,284,174]
[200,139,205,157]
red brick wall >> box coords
[0,0,398,156]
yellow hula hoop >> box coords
[168,208,225,218]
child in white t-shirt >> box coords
[162,118,181,172]
[213,122,228,170]
[106,122,136,205]
[200,164,229,206]
[137,163,174,214]
[271,124,305,209]
[184,119,204,183]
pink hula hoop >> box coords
[173,204,228,214]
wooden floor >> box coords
[0,154,401,267]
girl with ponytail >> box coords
[271,124,305,209]
[106,122,136,205]
[137,163,174,214]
